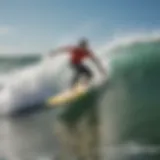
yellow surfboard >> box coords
[47,84,89,106]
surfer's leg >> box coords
[70,63,92,87]
[79,64,93,85]
[71,72,80,87]
[70,64,81,87]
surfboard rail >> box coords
[47,84,89,106]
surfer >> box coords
[49,38,106,87]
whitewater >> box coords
[0,32,160,115]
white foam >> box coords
[0,55,69,115]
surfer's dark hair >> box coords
[78,38,88,47]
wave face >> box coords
[99,42,160,153]
[55,34,160,159]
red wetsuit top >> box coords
[63,46,92,64]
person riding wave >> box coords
[49,38,106,87]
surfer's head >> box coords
[78,38,89,48]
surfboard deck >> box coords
[47,84,89,106]
[46,76,106,107]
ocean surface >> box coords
[0,34,160,160]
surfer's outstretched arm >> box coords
[49,46,72,57]
[89,51,106,76]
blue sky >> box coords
[0,0,160,53]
